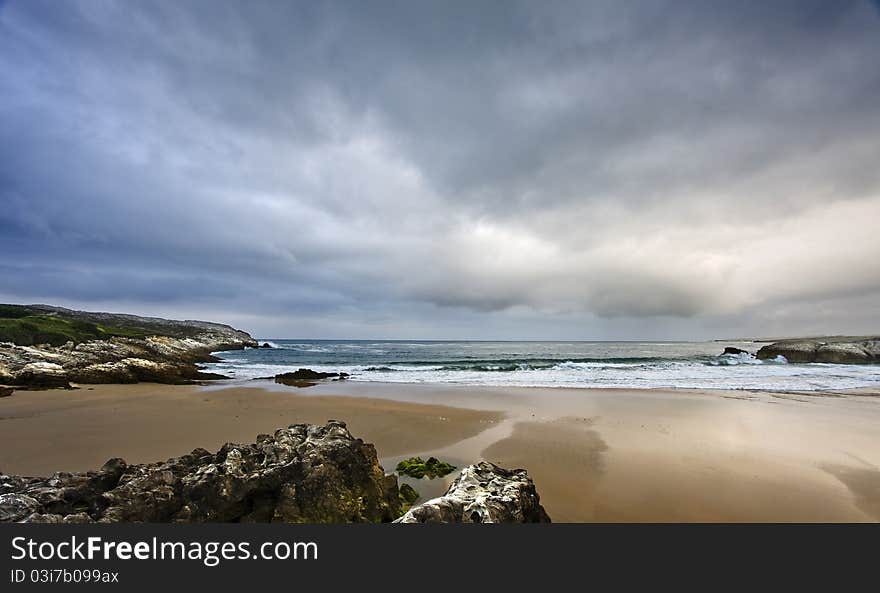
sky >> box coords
[1,0,880,340]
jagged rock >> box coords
[274,368,350,385]
[0,386,13,397]
[0,421,402,523]
[756,338,880,364]
[722,347,749,356]
[23,512,94,524]
[0,493,40,522]
[0,474,26,494]
[0,306,257,388]
[394,461,551,523]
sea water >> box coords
[205,340,880,391]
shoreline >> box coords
[204,375,880,395]
[2,381,879,522]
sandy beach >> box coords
[2,381,879,522]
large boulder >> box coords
[0,421,402,523]
[14,362,72,389]
[394,461,551,523]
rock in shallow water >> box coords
[274,368,350,385]
[395,456,457,479]
[394,461,551,523]
[722,347,750,356]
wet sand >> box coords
[0,383,502,475]
[483,417,878,522]
[2,381,879,522]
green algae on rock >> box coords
[395,456,457,479]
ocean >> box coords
[205,340,880,391]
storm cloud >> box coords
[1,0,879,339]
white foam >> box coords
[205,357,880,391]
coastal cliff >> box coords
[0,421,548,524]
[0,304,257,388]
[756,336,880,364]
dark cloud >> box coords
[1,0,879,338]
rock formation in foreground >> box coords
[394,461,551,523]
[756,337,880,364]
[0,421,401,523]
[0,304,257,387]
[0,422,549,524]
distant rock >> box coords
[394,461,551,524]
[0,421,402,523]
[0,304,257,388]
[756,338,880,364]
[260,342,273,348]
[274,368,350,386]
[722,347,750,356]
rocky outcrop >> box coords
[0,421,403,523]
[0,424,551,524]
[274,368,349,385]
[0,387,12,398]
[0,305,257,387]
[394,461,551,523]
[756,338,880,364]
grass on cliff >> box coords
[0,305,152,347]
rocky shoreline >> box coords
[755,337,880,364]
[0,305,257,389]
[0,421,549,524]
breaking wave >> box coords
[208,340,880,391]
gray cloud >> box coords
[1,0,879,338]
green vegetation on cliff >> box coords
[0,304,205,346]
[0,307,148,346]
